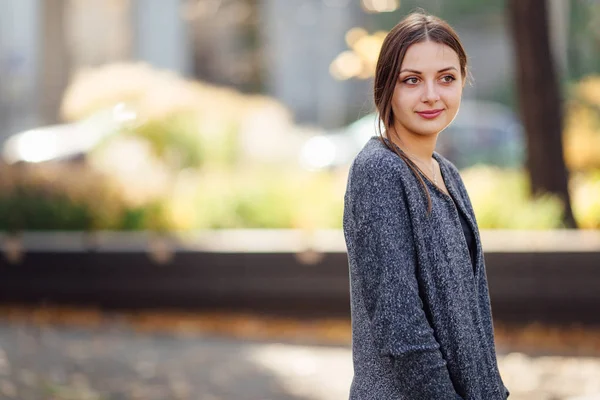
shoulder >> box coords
[345,137,410,218]
[345,137,413,225]
[348,137,412,186]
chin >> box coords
[415,130,441,137]
[415,119,452,136]
[412,124,447,137]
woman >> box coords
[343,12,510,399]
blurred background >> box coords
[0,0,599,399]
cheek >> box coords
[392,87,418,111]
[441,86,463,107]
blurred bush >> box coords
[0,163,345,232]
[3,65,599,232]
[3,162,600,232]
[570,169,600,229]
[0,162,167,232]
[461,166,566,229]
[60,62,295,169]
[155,167,345,231]
[564,75,600,171]
[461,166,600,229]
[0,58,345,232]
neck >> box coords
[388,123,437,161]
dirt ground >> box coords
[0,307,599,400]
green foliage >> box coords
[461,166,566,229]
[232,181,297,229]
[118,201,170,232]
[568,0,600,81]
[120,112,240,171]
[191,168,344,230]
[119,207,150,231]
[0,164,174,233]
[0,188,92,232]
[571,169,600,229]
[201,122,240,169]
[4,161,600,231]
[370,0,505,31]
[461,166,600,229]
[563,75,600,171]
[0,189,172,233]
[129,114,204,170]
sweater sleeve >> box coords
[348,159,464,400]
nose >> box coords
[421,81,440,104]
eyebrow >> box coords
[399,66,458,74]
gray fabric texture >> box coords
[343,136,509,399]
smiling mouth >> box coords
[416,109,444,119]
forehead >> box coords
[400,40,460,71]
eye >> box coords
[402,77,419,85]
[440,75,456,83]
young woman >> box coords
[343,12,510,399]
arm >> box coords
[348,160,463,400]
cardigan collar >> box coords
[374,136,483,280]
[433,151,483,281]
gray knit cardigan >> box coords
[343,136,509,399]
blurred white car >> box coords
[299,100,524,171]
[2,103,137,164]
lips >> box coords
[416,109,444,119]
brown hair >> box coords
[374,11,468,212]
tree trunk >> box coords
[507,0,577,228]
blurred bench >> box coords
[0,230,599,326]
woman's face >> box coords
[391,40,463,139]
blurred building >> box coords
[258,0,369,128]
[0,0,40,139]
[0,0,593,145]
[0,0,191,144]
[0,0,371,143]
[186,0,370,129]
